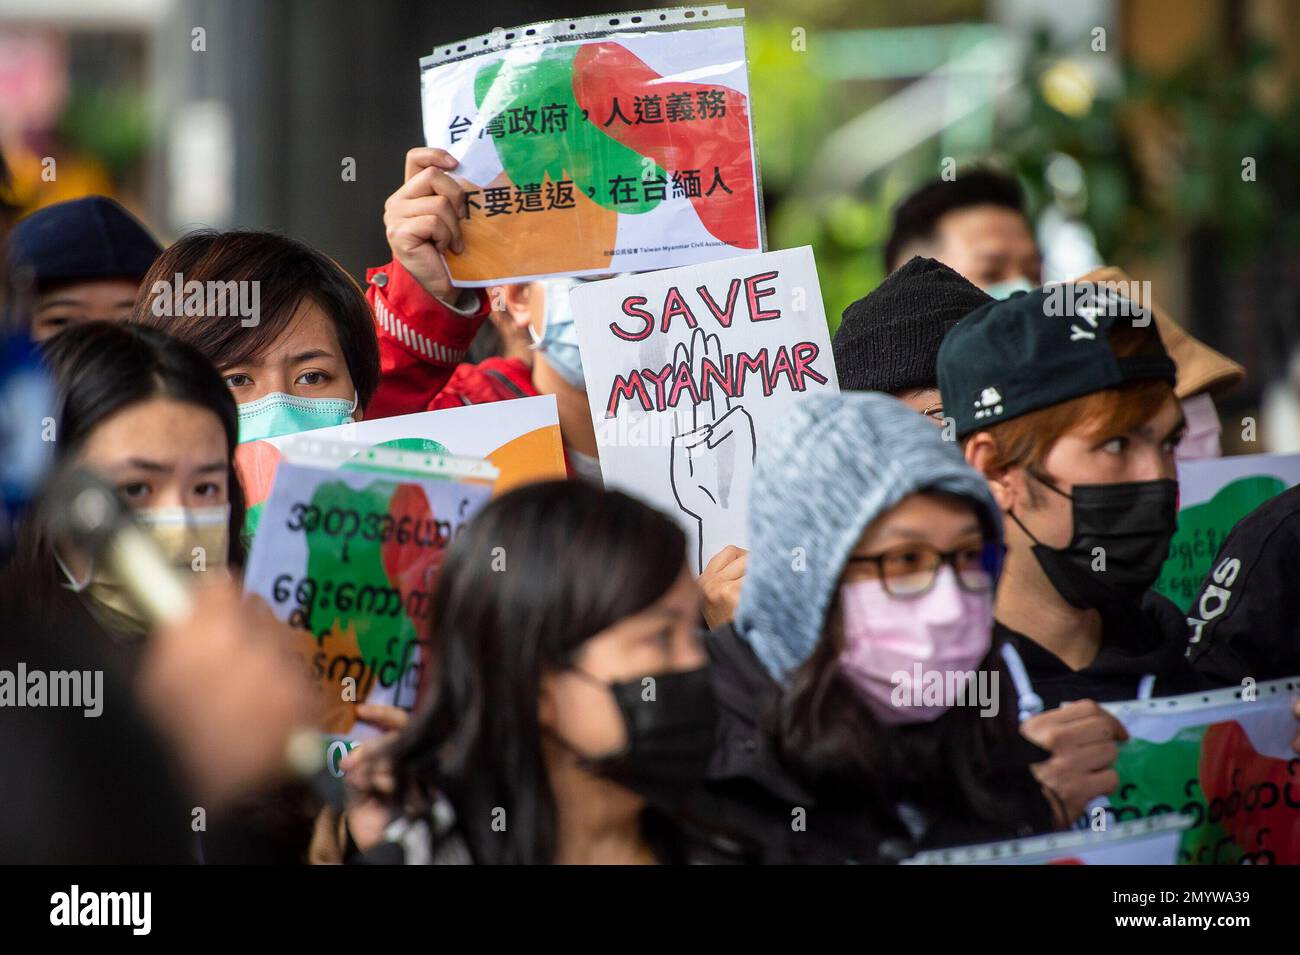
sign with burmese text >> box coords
[1102,679,1300,864]
[571,246,836,572]
[244,461,491,771]
[1156,451,1300,614]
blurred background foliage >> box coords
[742,7,1300,335]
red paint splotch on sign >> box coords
[572,42,758,251]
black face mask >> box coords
[1007,473,1178,611]
[566,665,719,799]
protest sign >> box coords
[419,6,763,285]
[571,246,837,571]
[1156,452,1300,612]
[235,394,566,538]
[903,815,1191,865]
[1100,678,1300,864]
[244,458,493,768]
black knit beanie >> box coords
[834,256,993,394]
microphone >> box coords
[42,464,326,781]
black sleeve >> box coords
[1183,495,1300,684]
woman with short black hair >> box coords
[131,229,381,443]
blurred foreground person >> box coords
[695,392,1117,862]
[8,196,161,342]
[336,481,748,864]
[0,572,315,861]
[0,322,316,859]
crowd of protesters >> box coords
[3,148,1299,865]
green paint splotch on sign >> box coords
[1110,727,1236,864]
[301,477,418,702]
[1155,476,1286,613]
[474,46,664,214]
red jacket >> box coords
[363,259,491,419]
[363,265,583,479]
[429,356,538,409]
[429,357,592,480]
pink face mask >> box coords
[838,567,993,725]
[1175,393,1223,461]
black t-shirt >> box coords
[996,590,1216,710]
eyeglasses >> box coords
[845,541,999,598]
[920,403,945,423]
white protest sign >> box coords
[1176,451,1300,508]
[419,6,763,285]
[903,815,1191,865]
[571,246,837,571]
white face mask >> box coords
[1176,393,1223,461]
[983,278,1036,300]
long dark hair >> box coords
[4,322,247,608]
[771,495,1059,844]
[391,480,687,864]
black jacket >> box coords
[994,590,1215,710]
[1185,483,1300,683]
[682,624,1056,864]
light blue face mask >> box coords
[530,278,586,389]
[237,391,357,443]
[983,278,1036,300]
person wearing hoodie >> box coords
[700,257,993,629]
[938,282,1214,709]
[695,392,1127,863]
